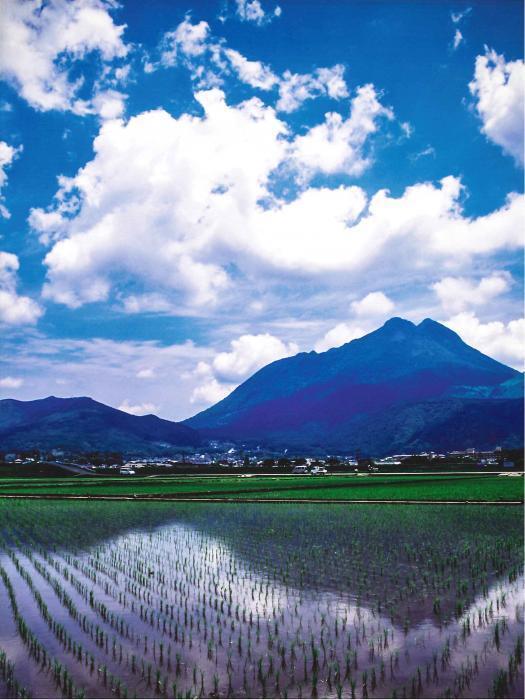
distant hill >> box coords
[0,396,199,454]
[186,318,523,454]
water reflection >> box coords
[0,501,522,698]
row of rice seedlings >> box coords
[24,543,205,698]
[5,499,522,630]
[0,649,30,699]
[2,550,133,699]
[0,564,85,698]
[0,500,522,698]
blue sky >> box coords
[0,0,523,420]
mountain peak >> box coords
[0,395,200,453]
[375,317,416,342]
[417,318,462,343]
[187,315,521,453]
[381,317,415,330]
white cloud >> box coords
[314,322,367,353]
[0,252,42,325]
[120,293,178,315]
[277,64,348,112]
[91,89,126,120]
[469,48,524,166]
[190,333,297,406]
[1,332,220,420]
[224,49,278,90]
[451,8,471,24]
[314,291,393,353]
[0,140,21,218]
[160,17,210,66]
[411,145,435,161]
[0,376,23,389]
[118,399,158,416]
[155,17,350,117]
[0,141,18,189]
[29,89,524,317]
[31,89,286,309]
[248,177,523,274]
[453,29,463,50]
[351,291,395,317]
[444,312,524,370]
[136,367,155,379]
[292,84,393,177]
[234,0,281,26]
[190,375,235,406]
[0,0,128,114]
[432,272,512,314]
[213,333,297,382]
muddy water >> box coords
[0,501,523,698]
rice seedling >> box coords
[0,500,522,698]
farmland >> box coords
[0,499,523,698]
[0,473,523,502]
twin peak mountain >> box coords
[1,318,522,454]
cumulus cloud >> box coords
[31,89,286,309]
[292,85,393,178]
[314,323,367,353]
[0,252,42,325]
[224,49,278,90]
[469,48,524,166]
[190,333,297,406]
[0,0,128,115]
[234,0,281,26]
[315,291,394,352]
[444,312,524,369]
[0,140,21,218]
[213,333,298,382]
[118,399,158,416]
[91,89,126,120]
[432,272,512,314]
[155,17,348,114]
[190,374,235,406]
[277,65,348,113]
[351,291,395,317]
[160,17,210,67]
[29,89,524,316]
[0,376,23,389]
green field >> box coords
[0,472,522,501]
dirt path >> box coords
[0,493,521,504]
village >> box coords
[1,443,518,476]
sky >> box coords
[0,0,523,421]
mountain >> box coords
[186,318,523,453]
[0,396,199,454]
[447,373,524,399]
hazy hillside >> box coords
[0,396,200,454]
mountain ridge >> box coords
[0,395,200,454]
[185,317,522,452]
[1,318,522,455]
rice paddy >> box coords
[0,500,522,698]
[0,473,522,502]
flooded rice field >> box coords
[0,500,522,699]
